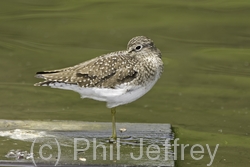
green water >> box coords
[0,0,250,166]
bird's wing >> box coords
[34,51,138,88]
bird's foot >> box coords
[108,136,117,143]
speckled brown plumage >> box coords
[34,36,163,89]
[34,36,163,140]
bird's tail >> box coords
[34,70,61,86]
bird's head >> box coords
[127,36,161,58]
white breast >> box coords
[48,70,161,108]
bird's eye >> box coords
[135,45,143,51]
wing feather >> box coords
[34,51,138,88]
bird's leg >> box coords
[110,107,117,140]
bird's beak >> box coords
[128,48,133,53]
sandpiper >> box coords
[34,36,163,140]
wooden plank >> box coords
[0,120,174,167]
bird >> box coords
[34,36,163,140]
